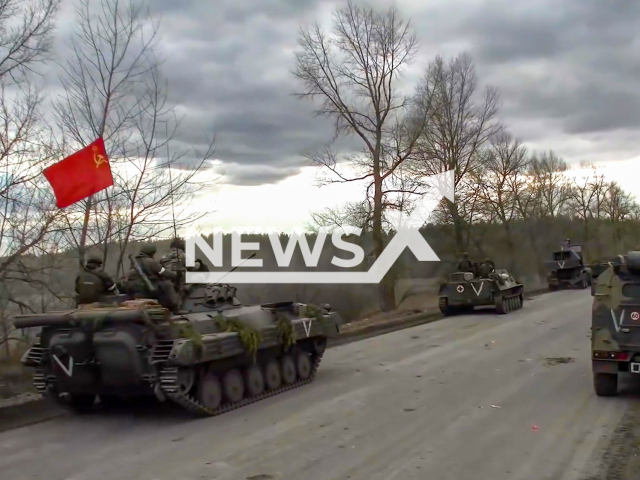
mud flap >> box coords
[592,360,619,374]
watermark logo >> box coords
[185,170,454,284]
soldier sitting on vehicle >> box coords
[160,237,186,290]
[478,258,496,278]
[126,243,182,312]
[457,252,474,273]
[75,254,118,305]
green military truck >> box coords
[591,251,640,396]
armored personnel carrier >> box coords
[13,281,343,416]
[591,251,640,396]
[438,269,524,316]
[545,243,591,290]
[588,257,624,296]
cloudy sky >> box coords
[51,0,640,231]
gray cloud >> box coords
[50,0,640,185]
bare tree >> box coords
[0,0,61,358]
[292,0,428,311]
[54,0,160,264]
[410,53,502,252]
[528,151,570,219]
[54,0,216,274]
[475,131,529,272]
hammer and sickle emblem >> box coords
[92,145,106,168]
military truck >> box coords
[13,282,343,416]
[545,243,592,290]
[590,251,640,396]
[438,269,524,316]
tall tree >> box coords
[292,0,428,311]
[410,53,502,252]
[54,0,216,272]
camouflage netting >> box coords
[303,304,324,322]
[176,323,204,351]
[215,317,262,361]
[276,316,296,351]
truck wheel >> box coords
[593,372,618,397]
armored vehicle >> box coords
[13,282,343,416]
[438,269,524,316]
[545,243,591,290]
[590,251,640,396]
[588,257,624,296]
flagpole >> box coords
[79,113,108,267]
[78,195,93,267]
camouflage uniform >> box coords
[75,254,117,304]
[160,238,186,286]
[127,243,181,311]
[457,253,474,273]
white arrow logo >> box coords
[558,262,565,268]
[610,309,624,332]
[302,319,312,338]
[185,170,454,284]
[52,354,74,377]
[471,282,484,296]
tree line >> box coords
[293,0,640,311]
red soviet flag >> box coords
[43,137,114,208]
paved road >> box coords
[1,290,639,480]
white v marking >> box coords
[610,309,624,333]
[558,262,565,268]
[471,282,484,296]
[302,319,312,338]
[52,354,74,376]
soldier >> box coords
[161,237,186,289]
[478,257,495,278]
[127,243,182,311]
[562,238,571,250]
[75,254,118,305]
[190,258,209,272]
[457,252,474,273]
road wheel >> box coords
[67,393,95,413]
[222,369,245,403]
[197,371,223,410]
[244,364,265,397]
[280,354,297,384]
[264,359,282,390]
[296,351,312,380]
[593,372,618,397]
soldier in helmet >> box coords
[127,243,181,311]
[160,237,186,289]
[478,257,496,278]
[457,252,474,273]
[75,254,118,305]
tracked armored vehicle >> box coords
[590,251,640,397]
[545,243,591,290]
[13,282,343,416]
[438,269,524,316]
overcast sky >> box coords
[51,0,640,231]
